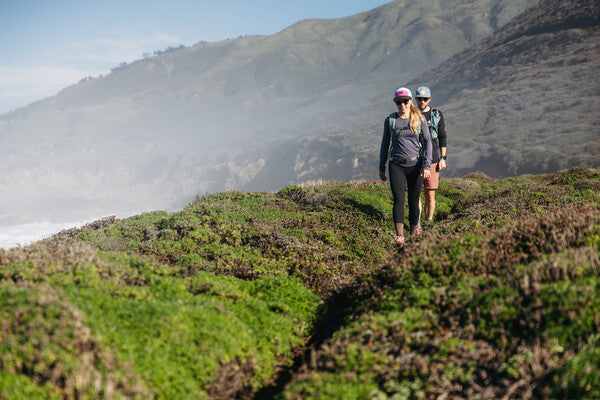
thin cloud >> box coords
[46,33,185,66]
[149,32,182,46]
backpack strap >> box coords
[388,112,397,134]
[429,108,441,140]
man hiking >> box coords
[415,86,447,222]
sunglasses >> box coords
[394,99,411,105]
[416,97,430,101]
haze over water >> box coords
[0,221,83,249]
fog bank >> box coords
[0,220,95,250]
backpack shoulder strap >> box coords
[388,112,398,132]
[429,108,441,139]
[431,108,441,124]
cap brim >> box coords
[394,96,411,100]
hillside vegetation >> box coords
[0,167,599,399]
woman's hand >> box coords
[379,171,386,181]
[422,169,431,179]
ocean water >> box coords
[0,221,86,250]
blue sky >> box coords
[0,0,390,115]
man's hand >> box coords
[423,169,431,179]
[439,159,446,171]
[379,171,386,181]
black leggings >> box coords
[389,161,423,227]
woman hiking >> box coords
[379,87,432,245]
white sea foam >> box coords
[0,221,86,250]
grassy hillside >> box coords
[0,167,599,399]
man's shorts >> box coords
[424,162,440,190]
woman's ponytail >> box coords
[409,103,424,133]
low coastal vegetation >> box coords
[0,167,598,399]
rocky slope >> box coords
[415,0,600,177]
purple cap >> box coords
[394,87,412,100]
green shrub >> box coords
[550,335,600,399]
[279,372,380,400]
[0,371,60,400]
[342,189,391,220]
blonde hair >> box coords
[409,103,424,133]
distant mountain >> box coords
[0,0,538,225]
[227,0,599,190]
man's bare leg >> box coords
[425,189,436,221]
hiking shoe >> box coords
[415,227,423,236]
[394,235,405,245]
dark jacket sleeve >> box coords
[421,119,432,171]
[379,117,391,173]
[437,110,447,149]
